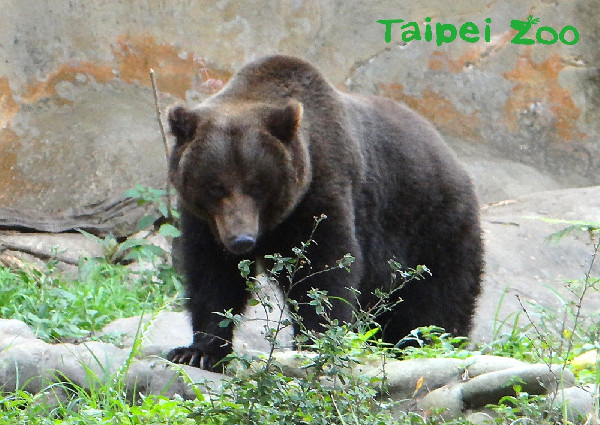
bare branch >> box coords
[149,69,173,222]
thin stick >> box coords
[149,68,173,222]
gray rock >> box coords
[411,361,576,419]
[0,233,104,265]
[357,358,466,399]
[465,411,497,425]
[0,318,224,400]
[231,272,293,353]
[551,386,597,423]
[0,316,587,422]
[472,186,600,344]
[0,250,49,273]
[0,338,46,393]
[99,279,293,358]
[0,318,37,340]
[0,232,104,278]
[466,159,561,204]
[417,384,464,420]
[100,311,193,356]
[460,364,575,408]
[464,355,526,378]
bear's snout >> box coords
[227,234,257,255]
[214,191,259,255]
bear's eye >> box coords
[207,183,227,199]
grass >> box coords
[0,389,199,424]
[0,256,183,343]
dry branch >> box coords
[0,196,153,237]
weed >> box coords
[0,259,182,342]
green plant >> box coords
[0,257,182,343]
[0,184,186,342]
[490,390,548,424]
[82,184,180,265]
[396,326,472,360]
[186,217,437,425]
[123,184,180,233]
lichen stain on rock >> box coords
[22,62,114,104]
[379,84,482,143]
[0,129,45,208]
[0,77,19,129]
[0,80,28,207]
[503,49,585,142]
[19,34,232,106]
[428,31,515,73]
[112,34,231,99]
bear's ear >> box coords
[168,105,200,141]
[264,100,303,144]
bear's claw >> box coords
[166,346,223,371]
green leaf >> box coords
[361,327,380,341]
[159,223,181,238]
[142,244,166,257]
[248,298,260,306]
[123,188,141,198]
[158,203,169,218]
[50,289,77,301]
[150,187,166,196]
[123,244,165,261]
[137,214,156,230]
[118,238,146,252]
[238,259,252,278]
[77,229,101,243]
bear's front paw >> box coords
[166,345,226,372]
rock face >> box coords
[1,1,599,213]
[472,185,600,342]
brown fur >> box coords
[166,55,483,371]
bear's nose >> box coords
[229,235,256,255]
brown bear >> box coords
[166,55,483,371]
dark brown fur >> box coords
[166,55,483,371]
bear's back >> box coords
[215,55,337,105]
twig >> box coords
[563,238,599,365]
[516,295,554,365]
[518,236,600,422]
[330,393,348,425]
[149,69,173,222]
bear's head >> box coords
[167,100,311,255]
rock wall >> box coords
[1,0,598,210]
